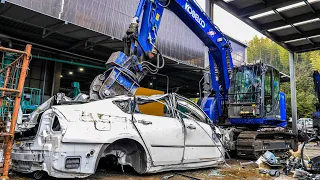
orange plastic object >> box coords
[135,87,164,116]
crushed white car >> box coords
[12,93,225,179]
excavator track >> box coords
[236,131,297,159]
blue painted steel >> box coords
[201,97,220,124]
[132,0,232,95]
[229,90,287,127]
[312,111,320,120]
[84,0,287,130]
[102,51,141,95]
[135,0,165,56]
[104,67,139,94]
[313,71,320,104]
[312,71,320,133]
[102,0,232,110]
[135,0,147,20]
[169,0,232,94]
[280,92,287,122]
[111,52,128,67]
[230,117,286,127]
[171,0,232,80]
[129,0,233,123]
[106,0,235,123]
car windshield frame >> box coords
[176,94,211,124]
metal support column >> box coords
[42,60,47,102]
[205,0,215,22]
[51,62,62,96]
[202,0,216,97]
[204,0,215,68]
[289,52,298,134]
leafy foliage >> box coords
[247,36,317,118]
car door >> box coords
[177,98,223,164]
[134,112,184,166]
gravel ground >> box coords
[8,159,292,180]
[9,145,320,180]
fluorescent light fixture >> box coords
[248,0,320,20]
[308,0,320,3]
[284,38,306,43]
[249,11,275,20]
[308,35,320,39]
[79,68,84,72]
[60,75,63,78]
[268,25,291,32]
[293,18,320,26]
[277,2,305,12]
[69,71,73,75]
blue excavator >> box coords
[312,71,320,136]
[89,0,296,159]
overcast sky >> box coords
[197,0,264,43]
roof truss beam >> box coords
[261,10,320,31]
[68,39,88,51]
[260,0,267,4]
[23,13,39,23]
[84,38,114,50]
[304,0,316,13]
[290,42,320,52]
[272,9,315,46]
[280,28,320,42]
[42,21,68,38]
[0,4,13,15]
[215,0,290,50]
[238,0,301,17]
[68,35,105,50]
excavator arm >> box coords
[129,0,233,92]
[89,0,233,118]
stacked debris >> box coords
[240,137,320,179]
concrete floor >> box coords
[10,144,320,180]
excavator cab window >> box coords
[273,70,280,104]
[264,69,272,113]
[264,67,281,116]
[229,66,261,104]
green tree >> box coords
[310,51,320,71]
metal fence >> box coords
[0,44,31,179]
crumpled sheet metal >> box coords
[16,93,89,132]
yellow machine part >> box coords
[135,87,164,116]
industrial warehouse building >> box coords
[0,0,247,103]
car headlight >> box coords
[65,157,81,169]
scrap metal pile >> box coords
[239,137,320,180]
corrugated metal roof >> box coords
[215,0,320,52]
[229,0,261,9]
[0,1,206,96]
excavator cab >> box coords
[226,63,287,128]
